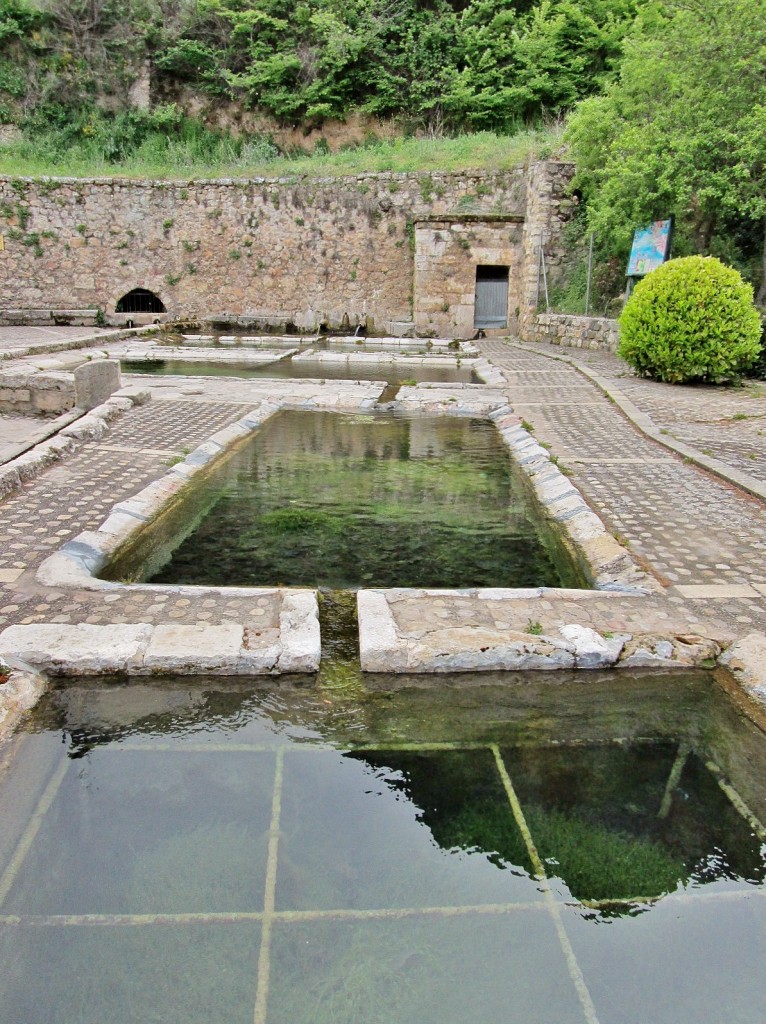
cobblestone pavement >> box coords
[519,342,766,486]
[0,325,116,354]
[0,332,764,661]
[0,399,251,629]
[479,339,766,634]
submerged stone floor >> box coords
[0,326,764,713]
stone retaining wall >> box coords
[0,308,103,327]
[0,162,575,338]
[522,312,620,351]
[0,358,121,415]
[0,368,75,414]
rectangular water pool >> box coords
[1,669,764,1024]
[102,410,587,590]
[121,357,479,385]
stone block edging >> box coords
[33,380,656,627]
[0,593,319,679]
[21,380,664,687]
[35,399,284,590]
[488,405,660,594]
[0,594,320,679]
[357,588,724,674]
[0,665,47,743]
[719,634,766,705]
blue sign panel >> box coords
[626,219,673,277]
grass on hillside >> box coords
[0,125,565,180]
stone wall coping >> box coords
[536,312,618,326]
[415,213,525,225]
[0,168,527,189]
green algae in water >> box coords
[133,410,586,589]
[502,741,766,903]
[316,589,366,700]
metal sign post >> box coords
[584,232,594,315]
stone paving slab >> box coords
[0,326,114,352]
[358,589,725,673]
[0,410,80,464]
[478,338,766,637]
[0,398,253,628]
[0,389,150,500]
[0,590,320,675]
[517,340,766,488]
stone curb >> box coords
[0,387,151,502]
[0,599,321,677]
[36,382,659,624]
[718,633,766,707]
[488,406,661,594]
[36,400,283,590]
[473,358,507,386]
[390,387,658,594]
[35,390,381,595]
[0,407,82,470]
[0,324,161,362]
[0,664,47,743]
[510,341,766,504]
[358,589,722,674]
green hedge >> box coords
[618,255,762,383]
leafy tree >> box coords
[511,0,637,117]
[0,0,45,41]
[0,0,647,135]
[566,0,766,299]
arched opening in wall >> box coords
[115,289,166,314]
[474,266,509,329]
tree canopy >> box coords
[566,0,766,292]
[0,0,641,132]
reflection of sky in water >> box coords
[122,356,479,384]
[1,673,765,1024]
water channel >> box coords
[121,332,478,385]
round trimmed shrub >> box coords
[618,256,762,383]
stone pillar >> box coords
[74,359,122,411]
[520,161,577,338]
